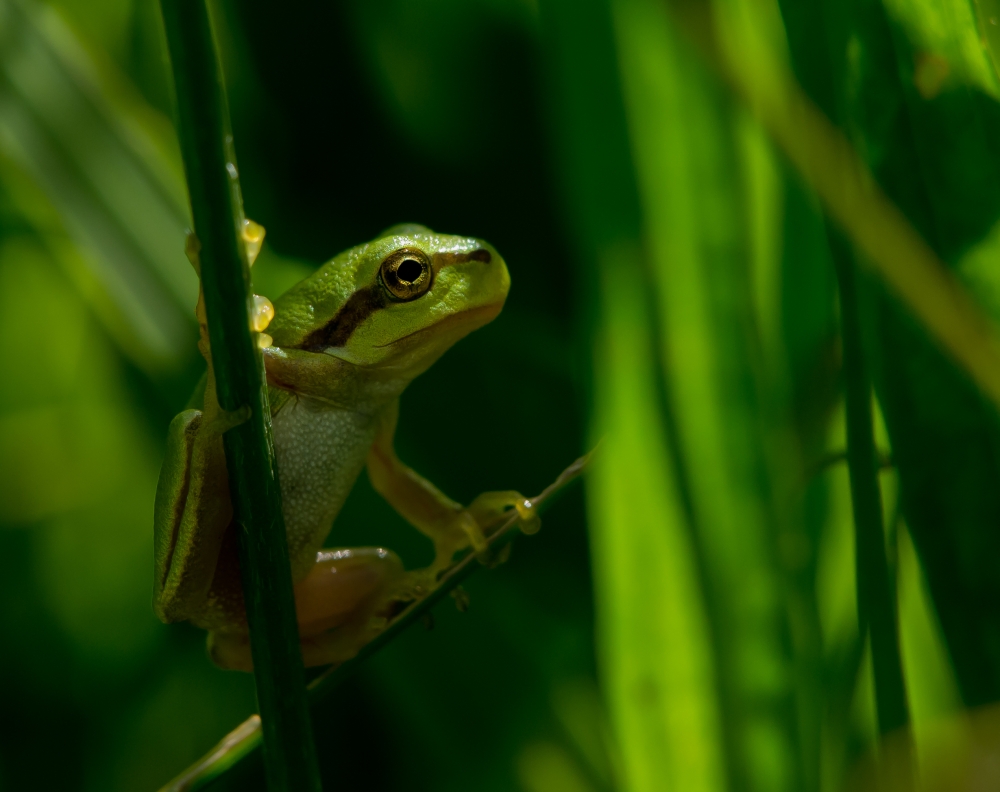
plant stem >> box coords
[157,452,591,792]
[158,2,321,790]
[831,236,911,741]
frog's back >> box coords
[271,395,379,579]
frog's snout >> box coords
[431,247,494,271]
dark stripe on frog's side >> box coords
[296,248,492,351]
[299,283,387,350]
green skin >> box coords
[153,224,537,671]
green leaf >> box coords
[614,1,802,788]
[589,255,727,792]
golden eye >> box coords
[380,247,433,301]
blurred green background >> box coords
[2,0,1000,789]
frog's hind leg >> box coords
[154,410,234,623]
[208,546,419,670]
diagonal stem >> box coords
[157,451,592,792]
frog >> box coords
[153,223,538,671]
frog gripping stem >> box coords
[158,2,322,791]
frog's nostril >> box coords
[469,249,491,264]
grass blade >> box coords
[832,240,912,747]
[157,1,321,790]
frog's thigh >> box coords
[154,410,232,623]
[295,547,405,636]
[208,547,408,671]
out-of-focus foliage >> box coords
[548,0,1000,790]
[2,0,1000,790]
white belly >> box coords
[271,396,377,579]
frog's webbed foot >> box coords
[467,490,540,536]
[185,219,265,274]
[186,220,274,350]
[429,491,539,574]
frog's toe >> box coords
[457,511,488,552]
[241,218,265,266]
[467,490,540,536]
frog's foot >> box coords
[242,219,265,266]
[427,491,538,574]
[208,546,410,671]
[467,490,539,536]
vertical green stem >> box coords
[832,236,911,739]
[158,2,322,790]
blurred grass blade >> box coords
[660,0,1000,412]
[897,523,967,765]
[539,0,809,788]
[613,1,803,789]
[885,0,999,98]
[849,701,1000,791]
[971,0,1000,89]
[540,0,730,788]
[588,258,727,792]
[0,0,195,372]
[834,245,912,747]
[775,0,1000,714]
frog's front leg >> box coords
[152,402,250,623]
[366,400,539,573]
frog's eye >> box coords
[380,248,433,301]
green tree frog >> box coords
[153,224,538,671]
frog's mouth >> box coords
[372,300,504,350]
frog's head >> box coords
[264,225,509,401]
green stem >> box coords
[157,452,592,792]
[158,2,321,790]
[831,235,911,740]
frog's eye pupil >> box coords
[397,258,422,283]
[380,247,433,301]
